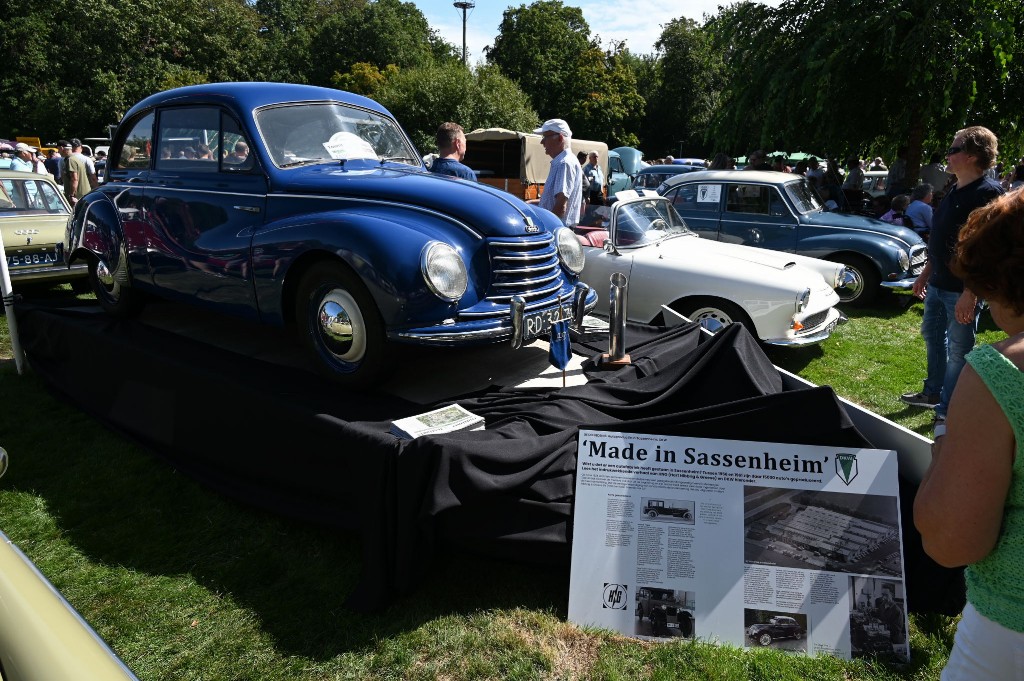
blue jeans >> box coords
[921,286,981,417]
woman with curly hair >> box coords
[915,188,1024,679]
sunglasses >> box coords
[945,146,964,156]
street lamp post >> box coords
[453,1,475,66]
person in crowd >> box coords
[429,122,475,180]
[196,145,213,160]
[664,155,675,165]
[870,194,891,218]
[915,188,1024,680]
[906,183,934,240]
[582,150,604,205]
[1010,165,1024,191]
[708,152,734,170]
[792,159,808,176]
[869,156,888,172]
[921,152,952,198]
[819,186,840,211]
[805,157,824,186]
[60,139,92,205]
[842,156,865,190]
[886,146,909,197]
[71,139,98,188]
[821,158,848,211]
[745,150,771,171]
[44,148,61,183]
[529,118,582,228]
[880,194,912,227]
[576,151,592,210]
[772,155,790,173]
[900,126,1004,429]
[10,142,43,173]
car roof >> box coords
[0,169,56,183]
[123,82,393,123]
[662,169,798,185]
[639,164,700,173]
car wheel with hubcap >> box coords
[88,255,144,317]
[295,261,386,386]
[833,254,879,306]
[671,297,754,337]
[758,632,773,646]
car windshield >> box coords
[613,198,693,247]
[255,102,420,169]
[784,179,824,214]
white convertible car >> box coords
[577,191,848,347]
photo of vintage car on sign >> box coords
[576,191,847,347]
[635,587,695,639]
[744,611,807,650]
[641,497,694,522]
[64,83,596,386]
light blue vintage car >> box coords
[658,170,927,305]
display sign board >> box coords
[568,430,910,661]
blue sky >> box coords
[412,1,783,64]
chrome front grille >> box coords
[485,234,562,303]
[909,244,927,276]
[800,309,830,330]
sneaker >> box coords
[900,391,940,408]
[933,413,947,437]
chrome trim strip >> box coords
[491,272,560,288]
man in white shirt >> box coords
[531,119,582,227]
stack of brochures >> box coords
[389,403,485,439]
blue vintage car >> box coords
[658,170,927,305]
[65,82,596,385]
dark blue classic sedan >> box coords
[66,83,595,385]
[659,170,927,305]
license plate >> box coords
[667,622,680,628]
[6,248,59,268]
[522,304,573,341]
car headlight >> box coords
[897,249,910,271]
[421,241,467,302]
[796,287,811,313]
[556,227,585,274]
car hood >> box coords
[271,163,560,238]
[645,234,840,288]
[801,210,921,245]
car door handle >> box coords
[233,205,261,213]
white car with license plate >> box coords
[577,191,847,346]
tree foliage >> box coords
[707,0,1024,173]
[375,64,537,152]
[485,1,644,146]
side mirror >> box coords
[603,239,618,254]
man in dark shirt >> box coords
[901,126,1004,434]
[429,122,475,181]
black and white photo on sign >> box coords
[639,496,694,523]
[848,577,909,661]
[743,486,901,576]
[634,586,695,639]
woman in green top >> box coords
[915,189,1024,679]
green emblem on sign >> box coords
[836,453,858,485]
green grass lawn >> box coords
[0,286,1000,680]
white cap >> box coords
[15,142,37,153]
[533,119,572,138]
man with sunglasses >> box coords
[901,126,1004,434]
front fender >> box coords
[65,194,128,282]
[252,208,485,326]
[796,231,908,278]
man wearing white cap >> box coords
[11,142,44,173]
[531,118,582,227]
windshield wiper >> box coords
[380,156,417,165]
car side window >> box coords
[609,157,624,174]
[116,112,154,170]
[37,180,68,212]
[156,107,219,173]
[726,184,770,215]
[221,114,254,172]
[769,188,789,216]
[665,185,719,212]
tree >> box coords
[640,18,725,159]
[707,0,1024,177]
[486,2,644,146]
[0,0,263,139]
[254,0,362,83]
[306,0,458,87]
[485,1,591,120]
[375,63,537,152]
